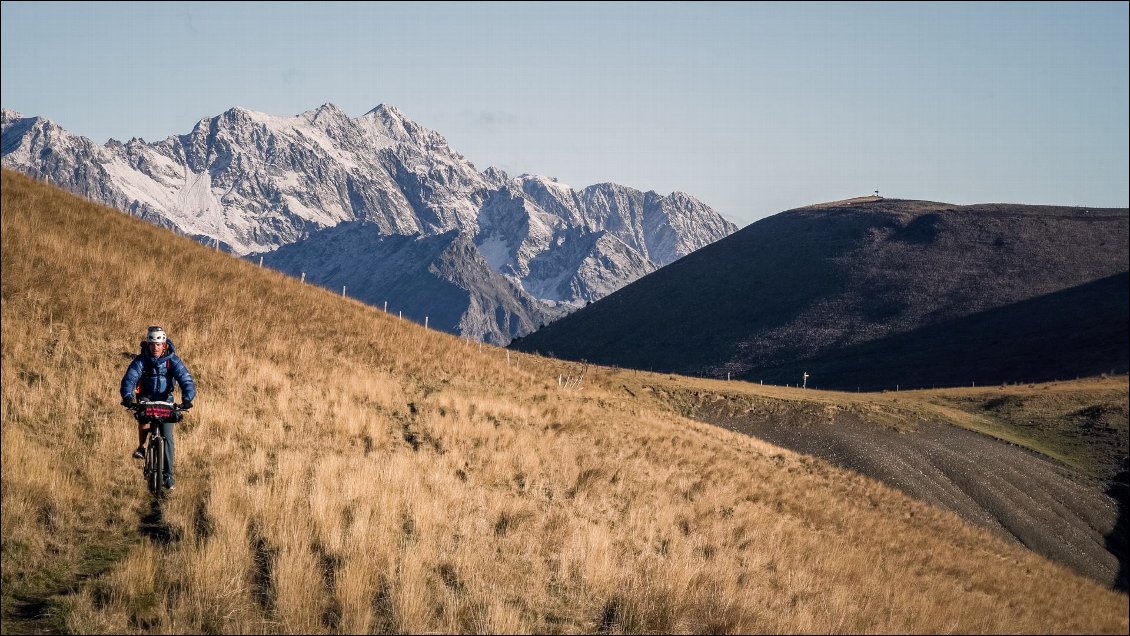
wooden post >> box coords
[342,286,346,297]
[259,256,263,267]
[384,301,388,312]
[425,316,428,329]
[301,272,306,284]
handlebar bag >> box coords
[143,404,175,420]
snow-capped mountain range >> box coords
[1,103,736,343]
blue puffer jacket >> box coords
[120,339,196,402]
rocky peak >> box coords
[482,166,509,187]
[220,106,255,125]
[302,102,351,128]
[360,103,447,149]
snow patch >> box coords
[101,156,175,210]
[174,170,225,232]
[530,174,572,191]
[476,234,513,271]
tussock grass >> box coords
[2,168,1127,633]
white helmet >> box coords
[146,326,167,344]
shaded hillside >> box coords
[758,271,1129,390]
[511,198,1129,389]
[2,171,1126,634]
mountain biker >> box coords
[120,326,195,490]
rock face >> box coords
[510,197,1130,389]
[2,105,736,342]
[258,224,568,345]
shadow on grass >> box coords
[138,498,181,545]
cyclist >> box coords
[120,325,196,490]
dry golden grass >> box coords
[2,168,1127,634]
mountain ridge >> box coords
[2,104,735,343]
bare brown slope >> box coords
[2,170,1127,634]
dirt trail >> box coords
[690,403,1126,589]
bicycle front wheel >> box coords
[147,437,164,496]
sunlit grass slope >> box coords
[2,168,1126,634]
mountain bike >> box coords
[131,399,182,498]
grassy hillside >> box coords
[605,371,1128,485]
[916,380,1129,483]
[2,169,1127,633]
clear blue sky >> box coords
[3,1,1127,226]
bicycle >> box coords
[131,399,183,498]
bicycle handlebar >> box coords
[128,399,187,413]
